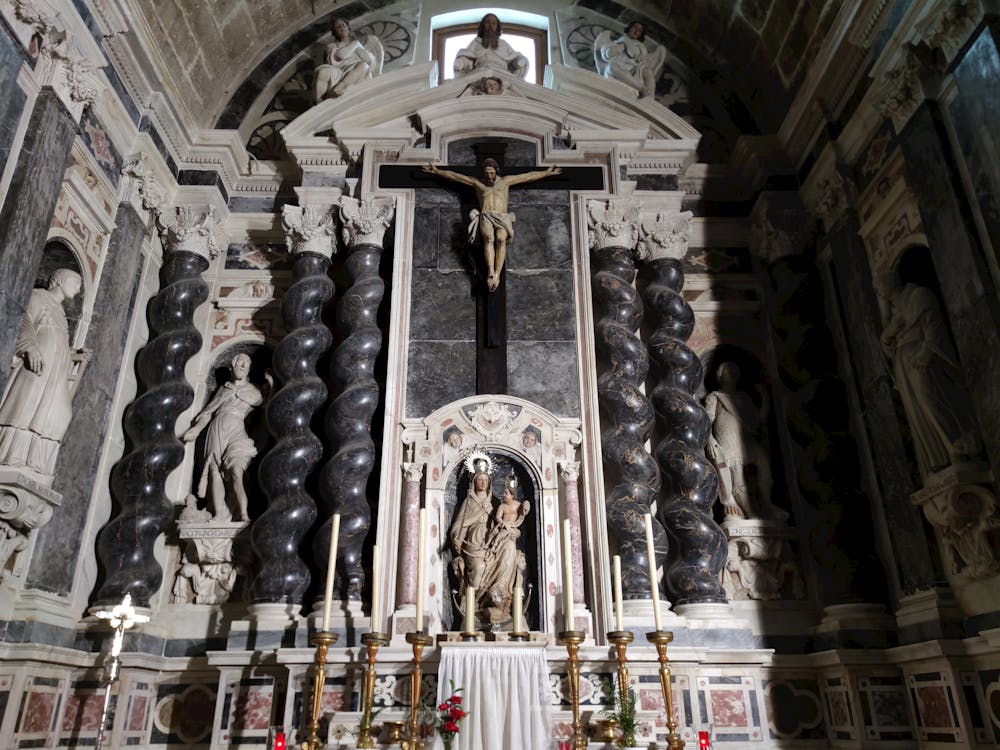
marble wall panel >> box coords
[405,342,476,418]
[79,108,122,188]
[908,670,964,743]
[763,677,825,740]
[972,668,1000,745]
[27,203,147,595]
[0,90,76,394]
[822,674,856,741]
[507,272,576,341]
[0,25,28,190]
[224,242,291,271]
[857,674,913,742]
[150,682,216,746]
[508,341,580,418]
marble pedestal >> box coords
[0,468,61,594]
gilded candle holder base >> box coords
[509,631,529,642]
[459,631,479,642]
[300,630,339,750]
[356,631,390,750]
[401,631,433,750]
[607,630,634,717]
[558,630,588,750]
[646,630,684,750]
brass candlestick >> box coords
[300,630,339,750]
[356,631,389,749]
[401,632,433,750]
[607,630,634,715]
[558,629,588,750]
[646,630,683,750]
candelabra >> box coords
[607,630,634,715]
[647,631,683,749]
[401,632,433,750]
[356,631,389,749]
[558,630,587,750]
[300,631,339,750]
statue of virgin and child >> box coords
[449,451,530,626]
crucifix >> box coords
[422,157,561,393]
[94,594,150,750]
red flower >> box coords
[449,695,463,705]
[444,720,459,733]
[449,707,466,720]
[438,702,449,711]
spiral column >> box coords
[251,205,336,605]
[315,196,395,601]
[587,199,667,598]
[637,211,727,606]
[94,205,214,608]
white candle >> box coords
[465,586,476,633]
[612,555,624,632]
[644,514,662,631]
[513,584,524,634]
[321,513,341,631]
[415,508,426,631]
[562,519,574,631]
[370,545,382,633]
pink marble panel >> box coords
[61,693,104,732]
[233,686,272,730]
[320,689,345,714]
[915,686,953,728]
[128,695,149,731]
[22,692,56,733]
[828,692,850,727]
[710,689,748,727]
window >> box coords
[431,9,548,86]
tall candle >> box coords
[513,584,524,634]
[612,554,624,632]
[643,514,662,631]
[415,508,426,631]
[465,586,476,633]
[562,519,574,631]
[321,513,341,631]
[370,545,382,633]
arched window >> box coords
[431,8,548,86]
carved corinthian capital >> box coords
[282,205,337,258]
[339,196,395,249]
[559,461,580,483]
[917,0,983,65]
[804,169,850,232]
[875,49,925,133]
[587,198,641,252]
[157,205,221,260]
[636,209,693,262]
[402,462,424,484]
[121,154,166,214]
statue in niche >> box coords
[594,21,666,99]
[313,17,384,102]
[422,159,560,291]
[877,271,982,475]
[449,451,530,626]
[453,13,528,80]
[171,551,238,605]
[705,362,788,521]
[182,354,271,523]
[0,269,90,484]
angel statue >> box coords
[594,20,666,99]
[313,17,384,102]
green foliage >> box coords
[603,676,637,747]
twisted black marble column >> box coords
[316,241,384,599]
[251,250,334,604]
[592,245,666,598]
[95,233,208,608]
[642,258,727,605]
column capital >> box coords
[339,195,395,249]
[558,461,581,483]
[587,198,641,253]
[402,462,424,484]
[282,205,338,258]
[156,205,221,260]
[916,0,984,67]
[874,47,929,134]
[749,192,813,265]
[636,209,693,263]
[121,154,167,216]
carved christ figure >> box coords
[423,159,561,291]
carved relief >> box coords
[587,198,641,251]
[282,205,337,258]
[339,196,394,248]
[636,209,692,262]
[158,205,221,261]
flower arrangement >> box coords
[435,682,468,750]
[604,676,638,747]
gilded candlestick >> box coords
[300,630,339,750]
[558,629,587,750]
[646,630,683,750]
[401,632,433,750]
[356,631,389,749]
[607,630,634,716]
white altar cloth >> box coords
[434,643,552,750]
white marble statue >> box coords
[877,271,982,475]
[479,474,529,620]
[0,519,28,581]
[450,453,495,597]
[724,535,805,601]
[182,354,271,523]
[313,17,384,102]
[705,362,787,521]
[453,13,528,80]
[594,21,666,99]
[0,269,89,484]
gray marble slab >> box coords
[406,341,476,418]
[507,271,576,341]
[508,341,580,417]
[0,28,27,187]
[409,269,477,342]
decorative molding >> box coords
[281,205,337,258]
[121,154,166,214]
[636,209,692,263]
[586,198,641,252]
[157,205,221,261]
[339,195,395,249]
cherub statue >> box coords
[594,21,666,99]
[313,17,384,102]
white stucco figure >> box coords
[0,269,89,484]
[453,13,528,80]
[313,17,384,102]
[877,272,982,474]
[705,362,787,521]
[594,21,666,99]
[183,354,270,522]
